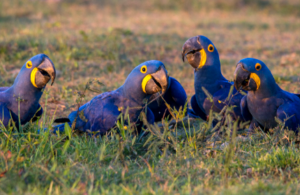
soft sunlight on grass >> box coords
[1,0,300,194]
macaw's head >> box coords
[14,54,56,90]
[123,60,169,102]
[234,58,276,94]
[182,35,220,70]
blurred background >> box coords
[0,0,300,118]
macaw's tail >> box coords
[49,117,73,134]
[51,122,73,134]
[38,122,72,135]
[53,118,71,123]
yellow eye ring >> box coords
[255,63,262,71]
[26,61,32,69]
[140,65,147,74]
[208,44,214,52]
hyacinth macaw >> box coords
[182,35,245,121]
[234,58,300,132]
[0,54,56,127]
[52,60,169,135]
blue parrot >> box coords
[181,35,245,121]
[234,58,300,132]
[147,76,187,122]
[52,60,169,135]
[0,54,56,127]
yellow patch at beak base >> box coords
[250,73,260,90]
[198,49,207,68]
[30,67,38,88]
[141,74,152,93]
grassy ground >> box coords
[1,0,300,194]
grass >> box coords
[1,0,300,194]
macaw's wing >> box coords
[145,107,155,125]
[294,94,300,99]
[77,91,121,134]
[213,84,245,121]
[0,87,9,92]
[53,91,111,124]
[89,100,120,134]
[277,102,300,132]
[240,96,252,122]
[0,104,12,127]
[51,92,116,134]
[190,94,207,120]
[0,88,9,103]
[212,81,233,111]
[168,77,187,108]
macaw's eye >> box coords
[26,61,32,69]
[140,65,147,73]
[208,44,214,52]
[255,63,262,71]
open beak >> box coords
[234,63,259,91]
[31,57,56,89]
[142,66,168,95]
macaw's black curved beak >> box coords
[34,57,56,88]
[182,51,185,62]
[182,49,201,62]
[144,66,169,95]
[181,36,203,69]
[234,63,257,91]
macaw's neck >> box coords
[248,82,281,99]
[6,83,43,119]
[119,85,151,106]
[10,81,43,101]
[194,63,226,84]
